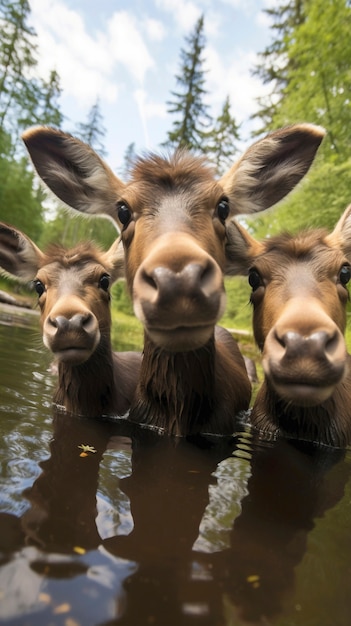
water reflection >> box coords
[1,316,351,625]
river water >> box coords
[0,310,351,626]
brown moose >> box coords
[227,205,351,446]
[22,123,324,435]
[0,223,141,417]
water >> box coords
[0,309,351,625]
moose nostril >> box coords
[278,329,340,359]
[143,268,160,292]
[70,312,95,332]
[276,331,302,353]
[49,315,69,331]
[183,262,216,296]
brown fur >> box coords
[37,245,141,417]
[0,224,141,418]
[122,156,251,436]
[21,123,325,434]
[130,327,251,436]
[240,222,351,446]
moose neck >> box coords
[252,369,351,447]
[129,333,216,436]
[53,334,118,418]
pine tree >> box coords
[35,70,63,128]
[249,0,351,238]
[75,98,107,157]
[0,0,62,147]
[0,0,37,138]
[164,15,212,151]
[120,142,136,180]
[205,96,241,174]
[252,0,306,133]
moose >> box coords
[0,223,141,417]
[227,205,351,447]
[21,123,325,436]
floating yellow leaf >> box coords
[73,546,86,555]
[78,444,97,454]
[65,618,80,626]
[53,603,71,614]
[246,574,260,588]
[38,592,51,604]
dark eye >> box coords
[217,198,230,223]
[117,202,132,226]
[34,279,45,297]
[339,265,351,286]
[99,274,110,291]
[248,268,263,291]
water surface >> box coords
[0,311,351,626]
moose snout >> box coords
[135,259,224,324]
[132,235,226,350]
[276,329,343,361]
[263,317,347,406]
[141,261,221,306]
[43,306,100,363]
[46,312,96,335]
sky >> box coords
[28,0,275,173]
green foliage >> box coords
[39,209,118,250]
[251,0,351,236]
[0,0,62,146]
[111,281,134,317]
[220,276,252,331]
[248,156,351,239]
[252,0,306,134]
[274,0,351,160]
[0,0,62,238]
[0,147,44,239]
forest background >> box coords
[1,0,351,353]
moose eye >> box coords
[248,268,263,291]
[217,198,230,223]
[339,264,351,286]
[34,279,45,297]
[99,274,110,291]
[117,202,132,226]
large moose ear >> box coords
[0,223,44,281]
[325,205,351,261]
[22,127,126,222]
[220,124,326,216]
[102,237,125,283]
[224,219,263,275]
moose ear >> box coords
[224,219,263,276]
[220,123,326,216]
[325,205,351,261]
[0,223,44,281]
[103,237,125,283]
[22,126,126,222]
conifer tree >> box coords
[75,98,107,157]
[252,0,306,132]
[206,96,240,174]
[120,142,136,179]
[164,15,212,151]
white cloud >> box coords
[144,18,167,41]
[205,44,269,140]
[155,0,201,31]
[107,11,155,83]
[134,88,167,148]
[29,0,155,110]
[29,0,117,106]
